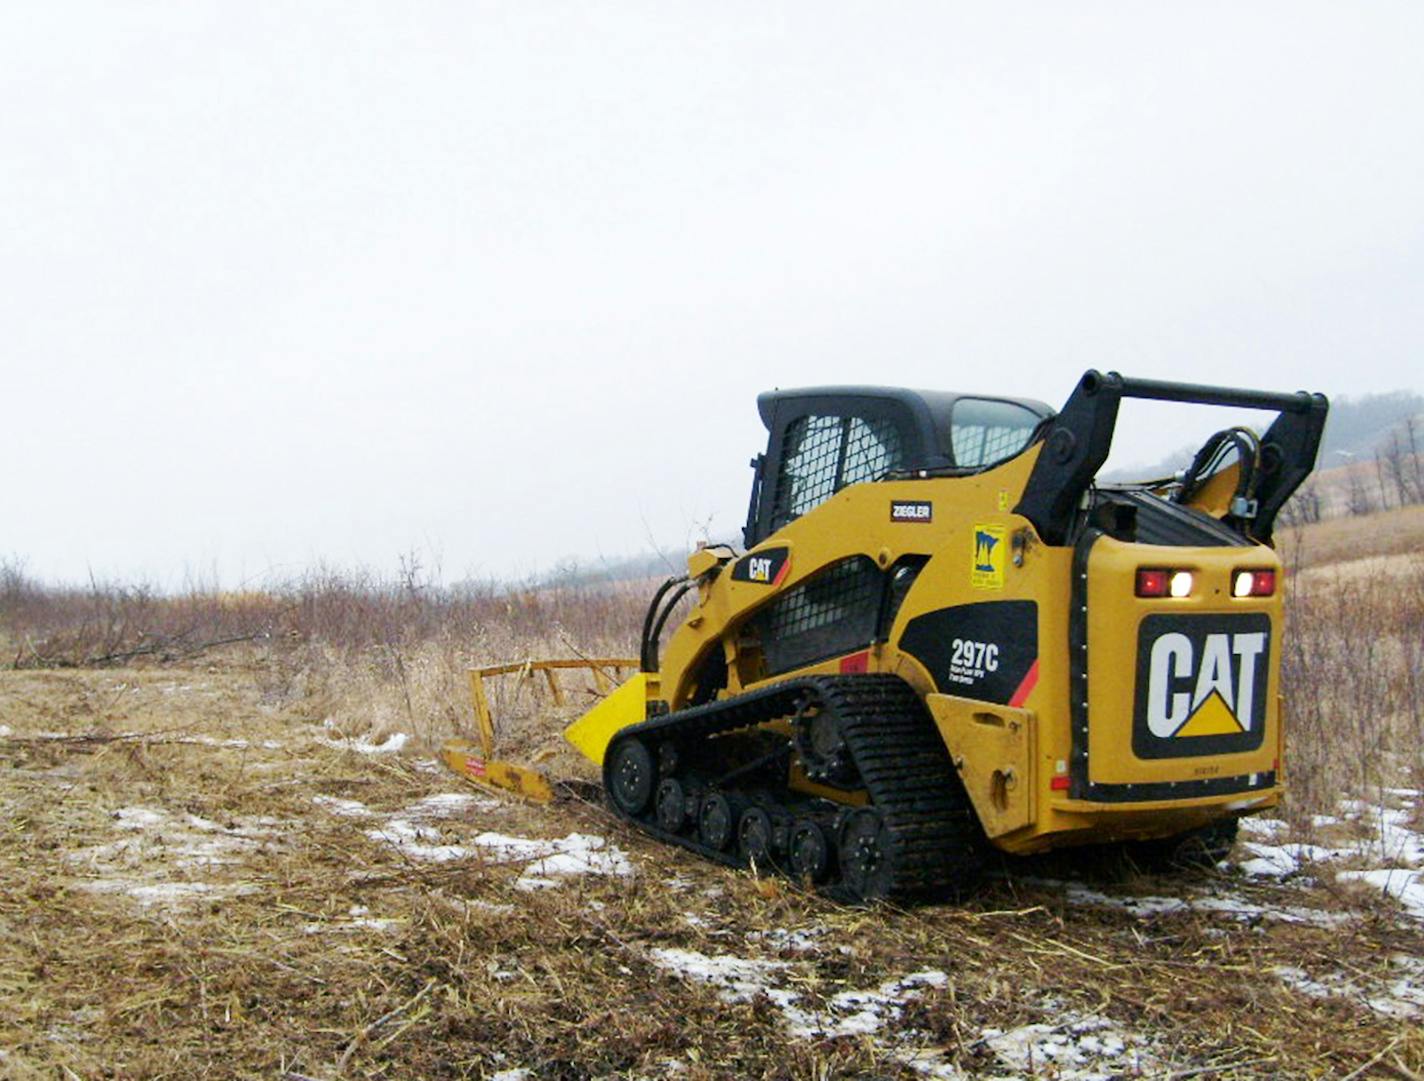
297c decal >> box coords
[899,600,1038,705]
[1132,613,1271,759]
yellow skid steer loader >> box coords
[445,370,1327,903]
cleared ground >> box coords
[1,662,1421,1080]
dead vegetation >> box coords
[2,522,1423,1078]
[1275,512,1424,823]
[0,667,1420,1079]
[0,669,1418,1081]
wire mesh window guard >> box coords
[771,415,904,529]
[752,556,883,675]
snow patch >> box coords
[406,792,499,817]
[1238,816,1288,839]
[745,927,828,954]
[80,878,259,907]
[1275,954,1424,1019]
[303,905,404,935]
[1237,840,1347,879]
[980,1010,1159,1079]
[184,735,285,750]
[366,818,472,863]
[113,807,167,830]
[68,805,283,908]
[1062,882,1351,928]
[646,947,948,1041]
[312,795,375,817]
[784,971,948,1039]
[1337,868,1424,920]
[319,731,410,755]
[516,835,634,890]
[449,897,517,917]
[646,947,791,1004]
[363,820,634,888]
[1063,794,1423,928]
[1282,795,1424,921]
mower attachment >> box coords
[441,657,639,801]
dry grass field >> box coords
[1,512,1422,1080]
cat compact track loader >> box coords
[457,370,1328,903]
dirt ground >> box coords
[1,662,1421,1080]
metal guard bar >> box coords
[1112,373,1316,414]
[1014,369,1328,547]
[468,658,638,759]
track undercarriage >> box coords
[602,674,984,902]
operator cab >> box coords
[744,386,1054,546]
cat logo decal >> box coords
[1133,614,1271,758]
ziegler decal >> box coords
[970,523,1006,589]
[899,600,1038,705]
[1132,613,1271,759]
[891,500,933,523]
[731,546,791,586]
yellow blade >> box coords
[564,673,648,766]
[442,738,555,802]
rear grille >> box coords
[1100,490,1250,547]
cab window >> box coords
[771,414,904,529]
[950,398,1041,468]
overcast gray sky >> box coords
[4,2,1421,587]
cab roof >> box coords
[756,385,1055,471]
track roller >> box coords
[788,816,835,884]
[698,791,741,851]
[607,738,655,816]
[601,674,983,903]
[838,807,895,901]
[655,777,689,834]
[737,806,775,865]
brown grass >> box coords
[1282,503,1424,571]
[1275,511,1424,819]
[1,534,1422,1078]
[1,666,1421,1079]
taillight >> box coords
[1135,569,1168,597]
[1136,569,1194,598]
[1232,569,1276,597]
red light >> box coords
[1232,569,1276,597]
[1050,776,1071,791]
[1136,569,1169,597]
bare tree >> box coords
[1406,416,1423,504]
[1346,463,1374,516]
[1280,479,1323,527]
[1376,429,1423,508]
[1374,446,1394,510]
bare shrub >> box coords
[0,562,653,754]
[8,546,1417,818]
[1281,552,1424,819]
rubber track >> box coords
[604,674,983,902]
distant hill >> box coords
[1105,389,1424,482]
[1318,390,1424,460]
[533,547,715,588]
